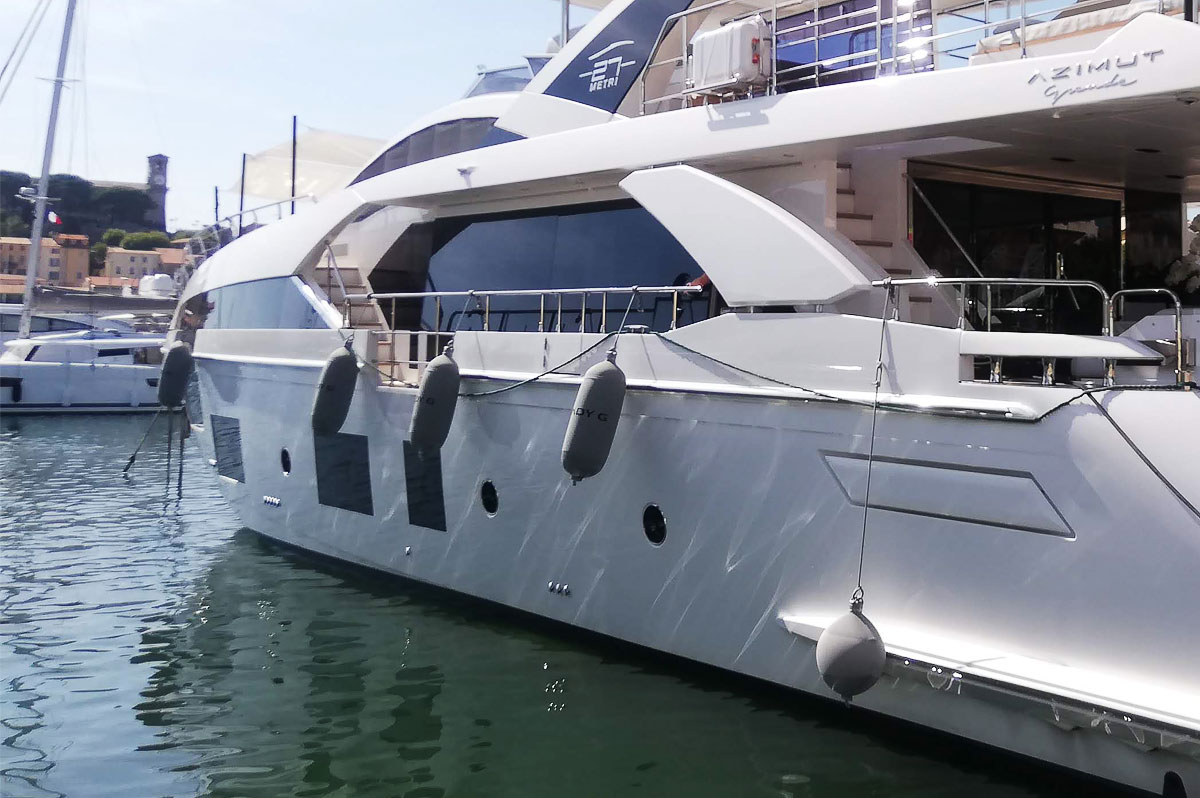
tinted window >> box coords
[48,318,89,331]
[371,201,709,333]
[178,276,331,336]
[351,118,500,185]
[465,65,533,97]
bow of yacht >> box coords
[171,1,1200,793]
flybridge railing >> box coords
[638,0,1189,113]
[185,195,316,268]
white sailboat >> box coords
[173,1,1199,794]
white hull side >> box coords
[191,357,1200,795]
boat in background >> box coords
[1,330,164,413]
[0,303,138,346]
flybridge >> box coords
[633,0,1192,114]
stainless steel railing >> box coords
[185,194,315,267]
[354,285,704,384]
[344,285,704,334]
[1110,287,1188,385]
[877,277,1188,387]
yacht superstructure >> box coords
[173,1,1199,794]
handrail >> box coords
[1110,287,1185,386]
[186,194,316,265]
[347,286,703,301]
[876,276,1111,334]
[352,285,704,334]
[321,239,351,326]
[873,277,1195,388]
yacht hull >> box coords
[0,361,161,413]
[190,354,1200,796]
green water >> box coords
[0,416,1125,797]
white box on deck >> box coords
[689,15,772,94]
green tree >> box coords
[102,228,128,246]
[120,231,170,251]
[1,171,35,235]
[45,174,93,234]
[1,214,31,237]
[90,242,108,272]
[93,187,153,229]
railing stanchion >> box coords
[539,294,545,332]
[581,292,588,333]
[600,293,608,333]
[556,295,563,333]
[771,0,779,94]
[875,0,883,77]
[484,295,491,331]
[1019,0,1027,57]
[671,290,680,330]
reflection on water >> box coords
[1,417,1123,797]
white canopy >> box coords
[230,127,385,202]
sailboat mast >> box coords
[18,0,79,339]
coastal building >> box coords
[155,246,187,275]
[54,234,90,287]
[0,233,88,287]
[104,247,162,280]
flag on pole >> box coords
[47,211,62,225]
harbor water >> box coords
[1,416,1129,797]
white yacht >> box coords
[1,330,165,413]
[172,1,1199,794]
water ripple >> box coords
[1,416,1122,797]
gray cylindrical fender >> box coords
[311,347,359,436]
[157,341,194,408]
[409,353,460,453]
[815,608,886,700]
[562,356,626,483]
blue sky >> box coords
[0,0,578,231]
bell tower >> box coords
[146,154,168,231]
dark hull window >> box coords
[370,201,708,334]
[177,276,330,341]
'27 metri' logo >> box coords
[579,40,636,93]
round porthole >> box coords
[480,480,499,516]
[642,504,666,546]
[280,448,292,475]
